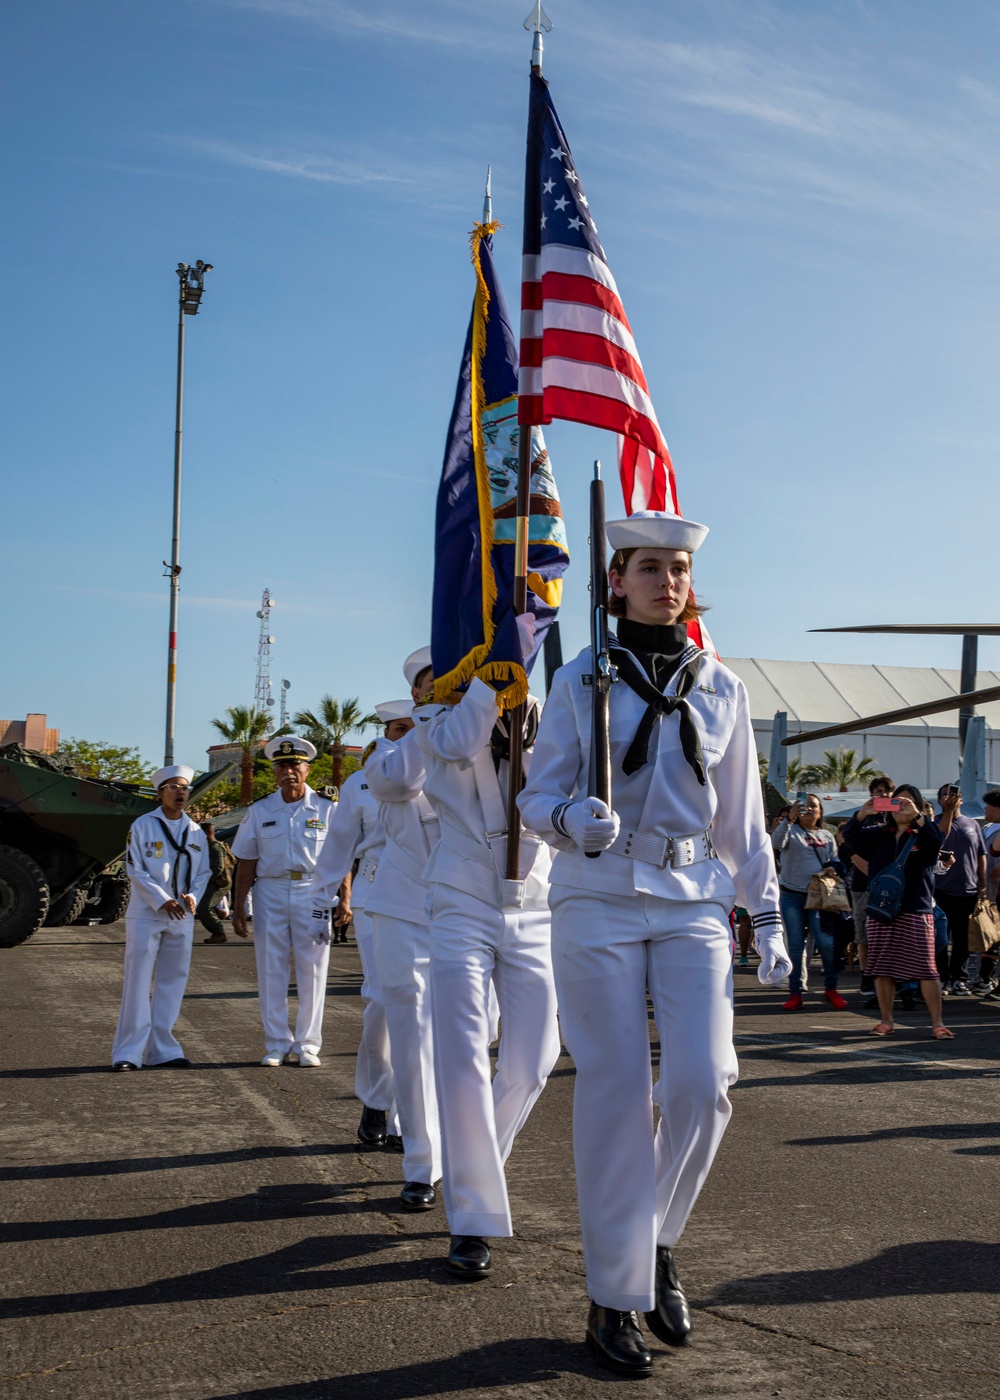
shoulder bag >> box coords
[866,834,917,924]
[804,832,850,913]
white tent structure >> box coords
[724,658,1000,791]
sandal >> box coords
[869,1022,894,1036]
[931,1025,954,1040]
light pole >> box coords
[163,259,213,766]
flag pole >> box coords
[505,4,552,881]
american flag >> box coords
[518,72,679,517]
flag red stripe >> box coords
[537,272,632,331]
[540,328,649,393]
[521,281,543,311]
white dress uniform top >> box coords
[364,729,442,1187]
[519,636,781,1313]
[231,784,335,1059]
[113,808,211,1066]
[313,767,395,1120]
[412,677,561,1239]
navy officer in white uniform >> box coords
[313,702,411,1150]
[519,509,791,1378]
[112,764,211,1071]
[231,736,336,1067]
[411,671,560,1279]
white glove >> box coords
[755,927,793,986]
[515,611,536,662]
[561,798,620,854]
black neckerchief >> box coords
[610,620,706,784]
[489,703,540,774]
[156,816,192,899]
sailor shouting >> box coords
[112,764,211,1071]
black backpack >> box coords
[866,835,916,923]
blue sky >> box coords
[4,0,1000,768]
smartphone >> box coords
[795,790,808,806]
[945,785,960,798]
[873,797,900,812]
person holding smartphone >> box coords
[934,783,987,996]
[770,795,846,1011]
[842,784,949,1037]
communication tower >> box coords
[255,589,276,729]
[279,678,291,730]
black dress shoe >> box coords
[357,1106,387,1147]
[447,1235,491,1279]
[400,1181,436,1211]
[585,1304,653,1377]
[383,1133,404,1153]
[644,1246,691,1346]
[112,1061,138,1072]
[157,1057,192,1068]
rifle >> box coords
[587,461,613,856]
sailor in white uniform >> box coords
[112,765,211,1070]
[412,672,560,1279]
[519,510,792,1378]
[364,647,444,1211]
[231,737,335,1068]
[313,703,411,1150]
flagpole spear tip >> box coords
[483,164,492,223]
[594,460,602,480]
[523,1,552,74]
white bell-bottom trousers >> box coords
[370,912,441,1185]
[252,879,331,1057]
[429,885,561,1238]
[352,908,398,1127]
[550,889,738,1313]
[111,915,194,1066]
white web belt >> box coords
[607,828,716,870]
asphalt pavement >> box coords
[2,923,999,1400]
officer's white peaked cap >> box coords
[152,764,195,790]
[264,736,317,762]
[375,699,415,723]
[403,646,433,688]
[606,510,709,555]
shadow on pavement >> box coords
[206,1338,594,1398]
[0,1232,448,1320]
[0,1143,358,1181]
[788,1121,1000,1153]
[704,1239,1000,1307]
[0,1183,398,1244]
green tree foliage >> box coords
[58,739,154,784]
[799,746,881,793]
[210,705,271,806]
[190,751,363,822]
[292,696,378,752]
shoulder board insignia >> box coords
[582,674,593,687]
[360,784,368,790]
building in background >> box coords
[728,659,1000,788]
[0,713,59,754]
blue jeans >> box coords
[780,888,839,993]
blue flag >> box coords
[431,222,569,710]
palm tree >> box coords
[805,746,881,793]
[210,705,271,806]
[293,696,378,789]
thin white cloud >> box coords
[218,0,497,50]
[177,136,415,187]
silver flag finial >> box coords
[523,2,552,72]
[483,164,492,223]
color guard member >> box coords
[519,510,791,1378]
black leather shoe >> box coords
[400,1181,436,1211]
[357,1106,387,1147]
[585,1304,653,1377]
[112,1061,138,1072]
[447,1235,491,1279]
[644,1246,691,1346]
[157,1057,192,1068]
[383,1133,404,1153]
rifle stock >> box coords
[587,462,612,855]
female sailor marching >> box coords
[519,509,791,1379]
